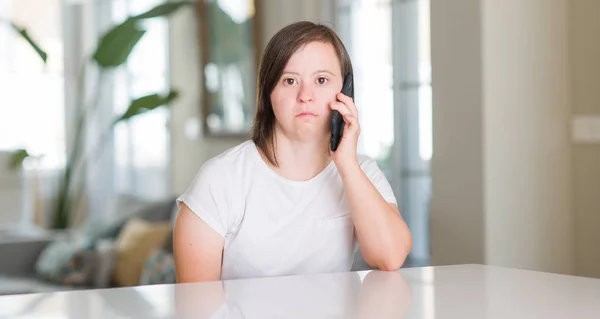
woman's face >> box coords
[270,41,343,141]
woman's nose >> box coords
[297,83,314,103]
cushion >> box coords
[139,249,176,285]
[34,237,96,286]
[112,218,172,287]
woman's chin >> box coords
[292,124,328,142]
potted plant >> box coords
[2,1,193,229]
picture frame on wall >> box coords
[196,0,261,137]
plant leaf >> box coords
[7,149,30,171]
[92,1,190,67]
[116,90,179,123]
[10,23,48,64]
[133,1,193,19]
[92,19,145,68]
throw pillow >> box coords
[35,237,96,286]
[139,248,176,285]
[112,218,172,287]
[61,249,97,286]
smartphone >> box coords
[330,74,354,152]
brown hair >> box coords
[251,21,353,166]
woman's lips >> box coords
[296,112,317,118]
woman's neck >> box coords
[262,129,331,182]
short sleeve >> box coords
[360,157,398,205]
[176,159,234,238]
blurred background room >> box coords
[0,0,598,299]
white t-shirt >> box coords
[177,140,397,280]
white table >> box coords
[0,264,599,318]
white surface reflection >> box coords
[0,270,411,319]
[2,265,600,318]
[173,270,412,319]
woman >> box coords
[173,21,412,283]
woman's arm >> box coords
[330,92,412,270]
[173,203,224,282]
[340,163,412,270]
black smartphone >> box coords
[330,74,354,152]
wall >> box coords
[429,0,486,265]
[570,0,600,278]
[430,0,574,275]
[168,0,335,195]
[168,6,244,195]
[482,0,573,274]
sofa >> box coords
[0,195,375,296]
[0,195,179,295]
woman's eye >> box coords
[317,77,328,85]
[284,78,296,85]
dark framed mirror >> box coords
[196,0,261,137]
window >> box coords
[337,0,395,176]
[0,0,65,170]
[61,0,172,218]
[392,0,431,267]
[337,0,432,266]
[111,0,171,199]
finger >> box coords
[343,113,360,133]
[336,93,358,117]
[329,101,352,117]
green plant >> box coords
[0,19,48,64]
[3,1,193,229]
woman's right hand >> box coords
[173,203,224,283]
